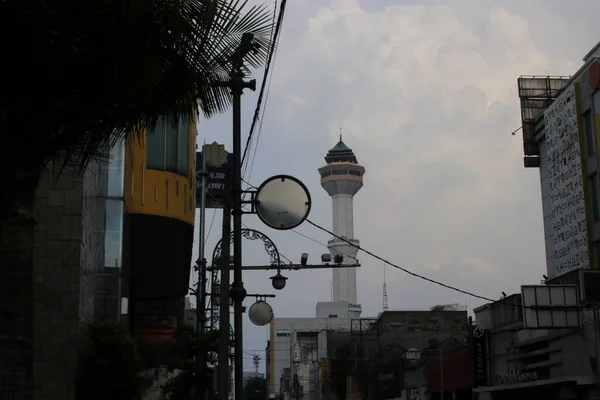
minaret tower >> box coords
[318,134,365,304]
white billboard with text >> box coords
[544,84,588,277]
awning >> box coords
[473,375,598,393]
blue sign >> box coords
[196,152,233,209]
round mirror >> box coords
[255,175,312,230]
[248,301,274,326]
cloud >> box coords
[195,0,600,369]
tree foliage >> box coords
[160,327,220,400]
[327,344,355,399]
[0,0,273,213]
[75,320,150,400]
[244,376,266,400]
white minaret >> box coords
[318,135,365,304]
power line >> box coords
[305,219,597,311]
[242,0,288,178]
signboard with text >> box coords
[195,152,233,209]
[543,84,589,277]
[472,325,488,387]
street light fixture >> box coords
[321,253,332,263]
[301,253,308,266]
[270,272,288,290]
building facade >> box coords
[33,156,108,399]
[123,116,197,342]
[471,40,600,400]
[31,115,197,398]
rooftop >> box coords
[324,134,358,164]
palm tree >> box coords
[0,0,272,397]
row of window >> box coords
[147,118,190,176]
[320,169,362,178]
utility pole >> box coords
[216,32,258,400]
[218,188,232,400]
[197,143,208,400]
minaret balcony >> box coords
[328,238,360,246]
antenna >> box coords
[382,263,388,311]
[253,354,260,375]
[339,127,342,141]
[330,277,333,302]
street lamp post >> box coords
[215,32,258,400]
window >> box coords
[332,169,348,175]
[589,174,600,221]
[584,111,595,156]
[146,117,190,176]
[349,170,362,176]
[107,139,125,197]
[321,171,331,178]
[105,199,123,268]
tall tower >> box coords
[319,135,365,304]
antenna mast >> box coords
[383,263,388,311]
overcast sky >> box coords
[191,0,600,371]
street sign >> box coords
[196,150,233,209]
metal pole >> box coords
[439,348,444,400]
[218,193,232,400]
[594,308,600,399]
[197,143,208,400]
[231,76,246,400]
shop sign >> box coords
[496,371,538,385]
[472,325,488,387]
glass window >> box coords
[147,116,191,177]
[584,111,595,156]
[349,170,361,176]
[147,119,165,170]
[332,170,348,175]
[321,171,331,178]
[589,174,600,221]
[105,199,123,268]
[178,118,189,175]
[107,139,125,197]
[166,119,178,173]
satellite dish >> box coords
[248,301,274,326]
[255,175,311,230]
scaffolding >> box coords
[517,75,571,168]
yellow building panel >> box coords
[124,117,196,225]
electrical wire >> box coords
[241,0,288,178]
[205,209,217,241]
[305,219,598,312]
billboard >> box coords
[133,315,178,343]
[195,151,233,209]
[543,84,588,277]
[472,325,488,387]
[522,284,580,329]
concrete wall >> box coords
[33,158,107,399]
[270,317,351,396]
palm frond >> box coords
[0,0,274,185]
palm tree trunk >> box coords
[0,206,35,399]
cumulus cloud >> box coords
[195,0,600,363]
